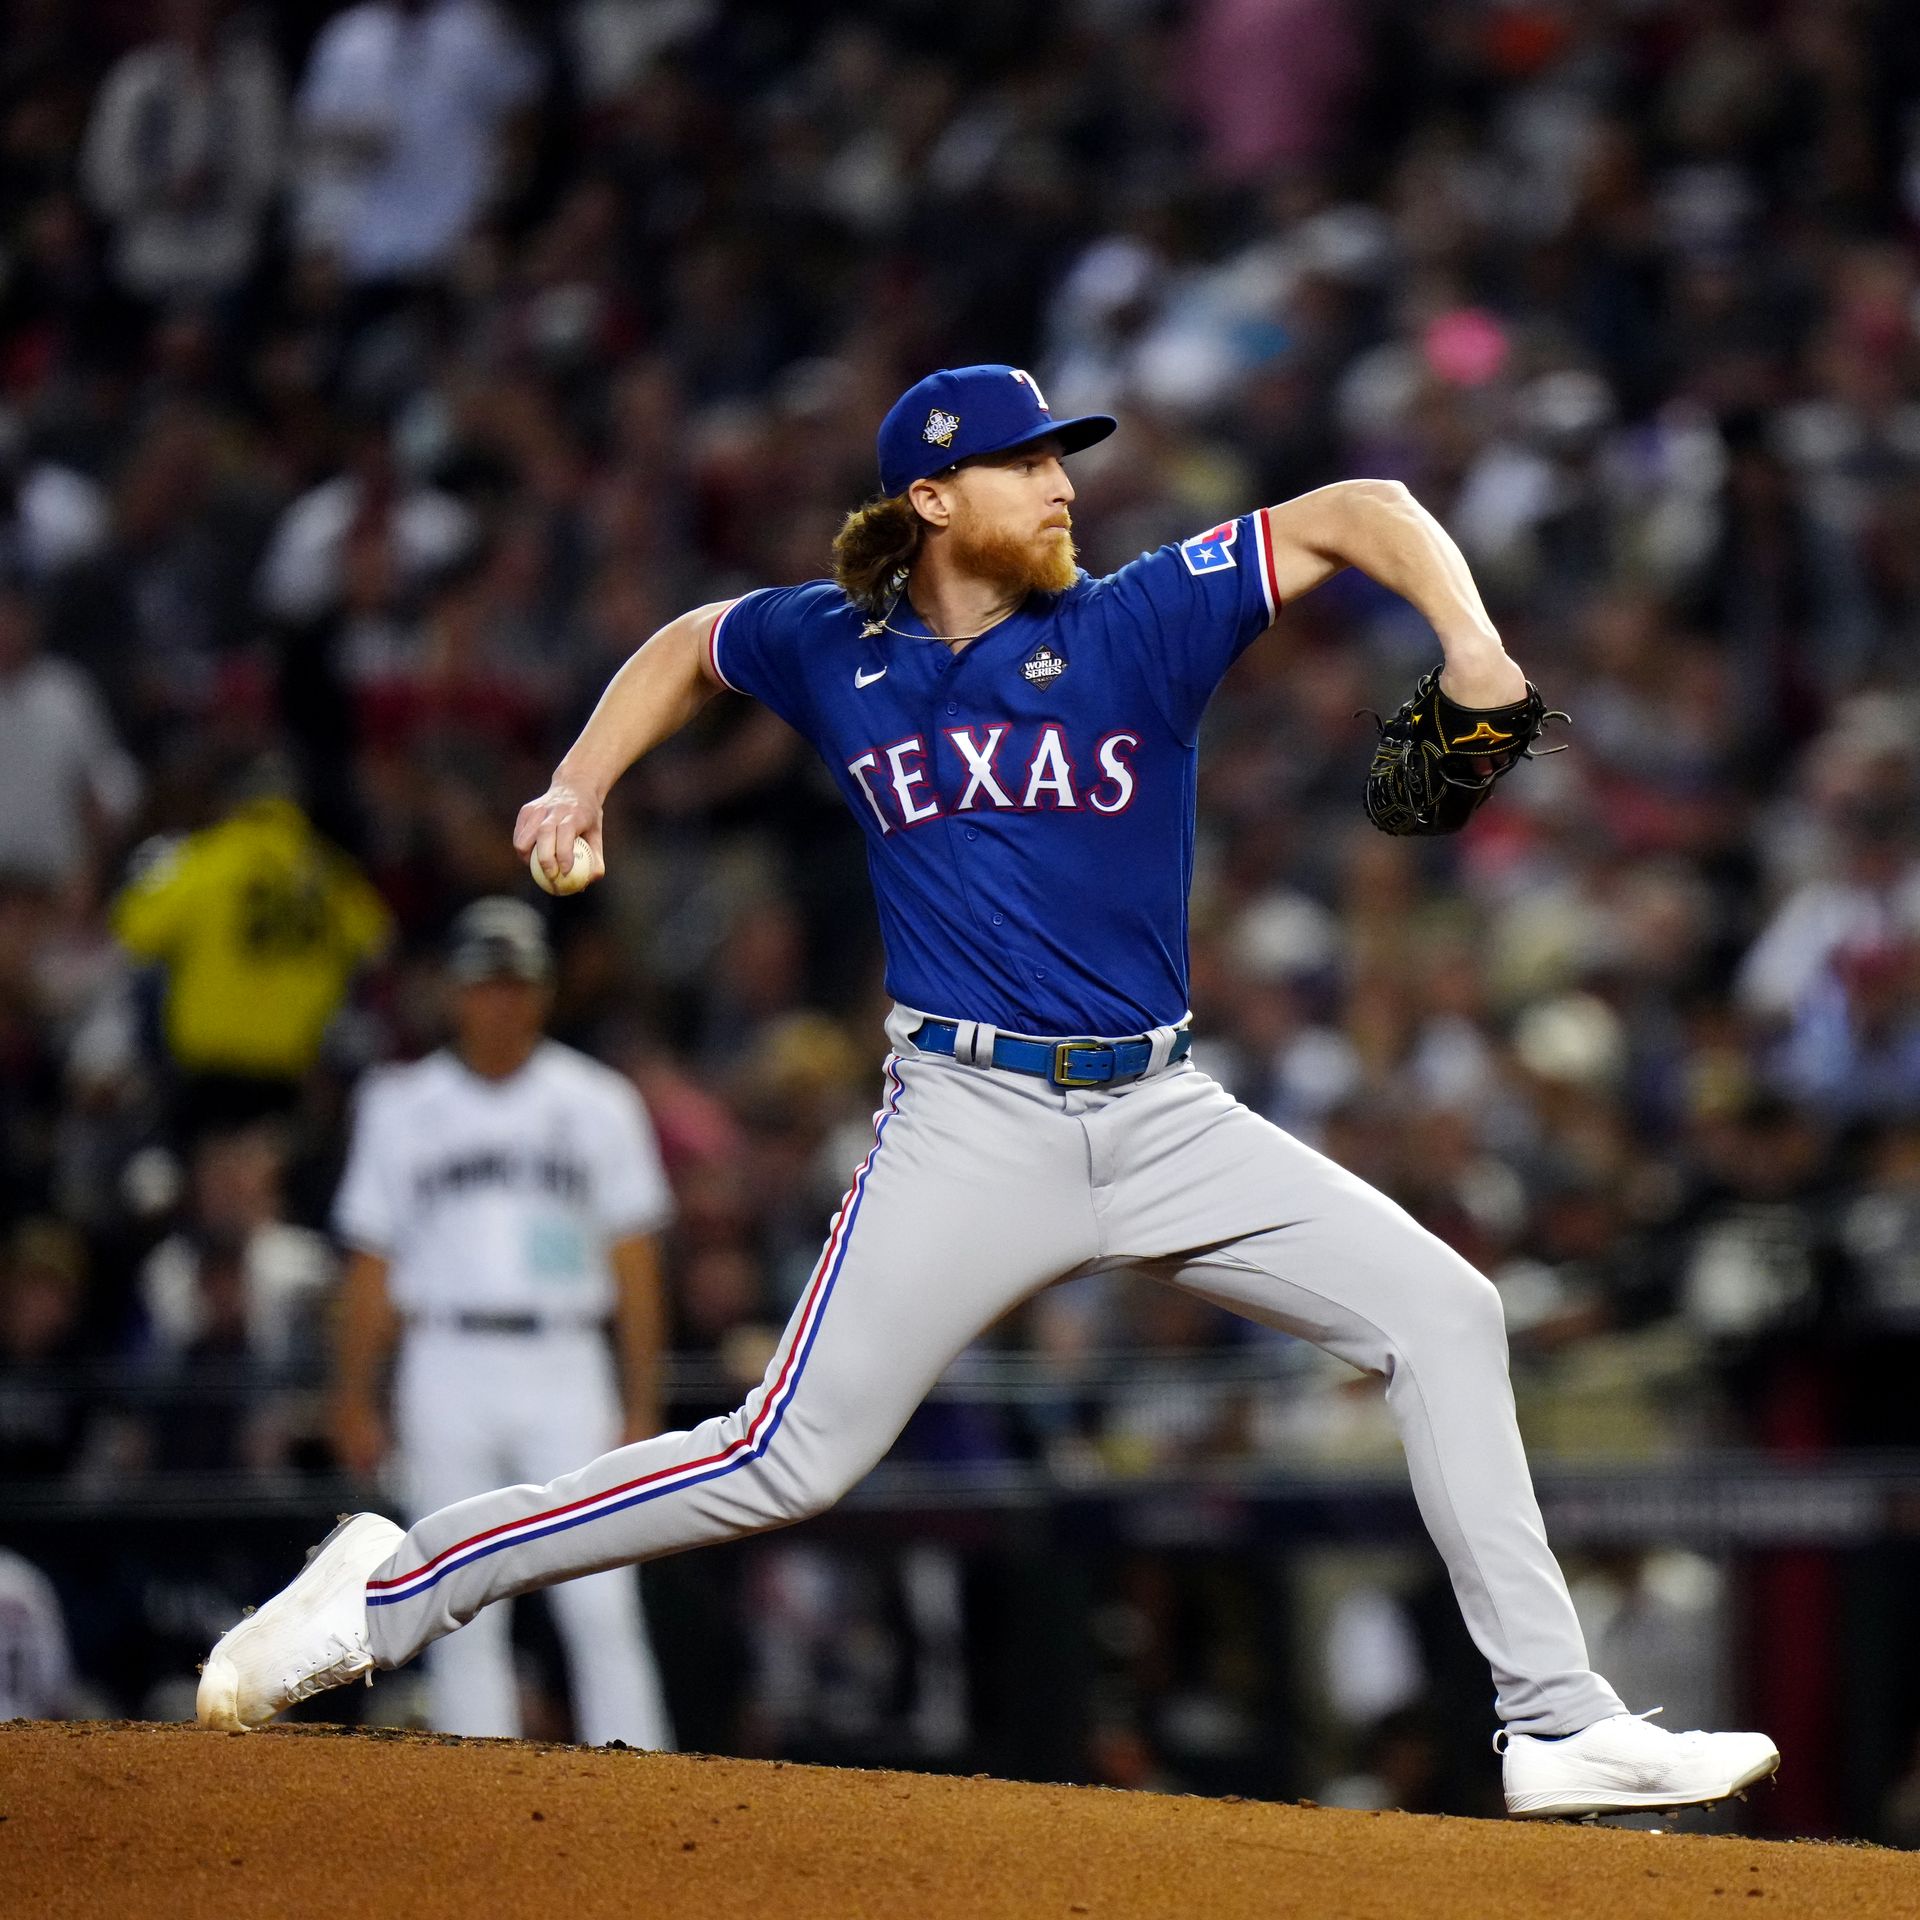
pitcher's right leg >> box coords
[364,1054,1096,1672]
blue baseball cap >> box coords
[876,364,1116,497]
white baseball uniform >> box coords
[334,1039,676,1747]
[0,1549,74,1720]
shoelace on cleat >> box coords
[281,1634,370,1704]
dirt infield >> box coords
[1,1722,1914,1920]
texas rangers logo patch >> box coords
[1022,643,1067,685]
[923,408,961,449]
[1179,520,1239,575]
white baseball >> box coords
[531,835,600,896]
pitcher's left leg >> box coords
[1170,1222,1620,1735]
[1097,1071,1620,1736]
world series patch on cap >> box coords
[876,365,1116,497]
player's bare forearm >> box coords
[329,1249,398,1474]
[515,600,733,878]
[1261,480,1525,706]
[610,1232,668,1442]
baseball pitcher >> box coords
[201,366,1777,1818]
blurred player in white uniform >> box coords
[0,1549,74,1720]
[328,898,675,1747]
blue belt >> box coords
[909,1018,1192,1088]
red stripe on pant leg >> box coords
[368,1057,903,1594]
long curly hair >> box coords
[831,492,924,611]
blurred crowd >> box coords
[1,0,1919,1791]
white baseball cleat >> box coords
[1499,1709,1780,1818]
[196,1512,404,1731]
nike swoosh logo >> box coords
[855,666,887,687]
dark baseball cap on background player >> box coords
[446,897,553,984]
[875,365,1117,497]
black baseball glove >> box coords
[1362,665,1568,836]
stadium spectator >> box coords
[111,758,391,1134]
[138,1122,335,1370]
[0,574,140,892]
[291,0,542,288]
[125,1124,333,1477]
[1834,1118,1920,1448]
[80,0,284,313]
[43,402,282,761]
[256,413,475,629]
[0,1218,92,1481]
[0,405,108,583]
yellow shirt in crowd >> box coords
[113,797,393,1080]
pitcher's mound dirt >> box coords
[1,1722,1913,1919]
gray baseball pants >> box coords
[365,1012,1626,1736]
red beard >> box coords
[946,513,1079,597]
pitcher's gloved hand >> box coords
[1362,665,1568,836]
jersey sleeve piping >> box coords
[706,599,742,693]
[1251,507,1282,625]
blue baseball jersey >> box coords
[709,511,1282,1035]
